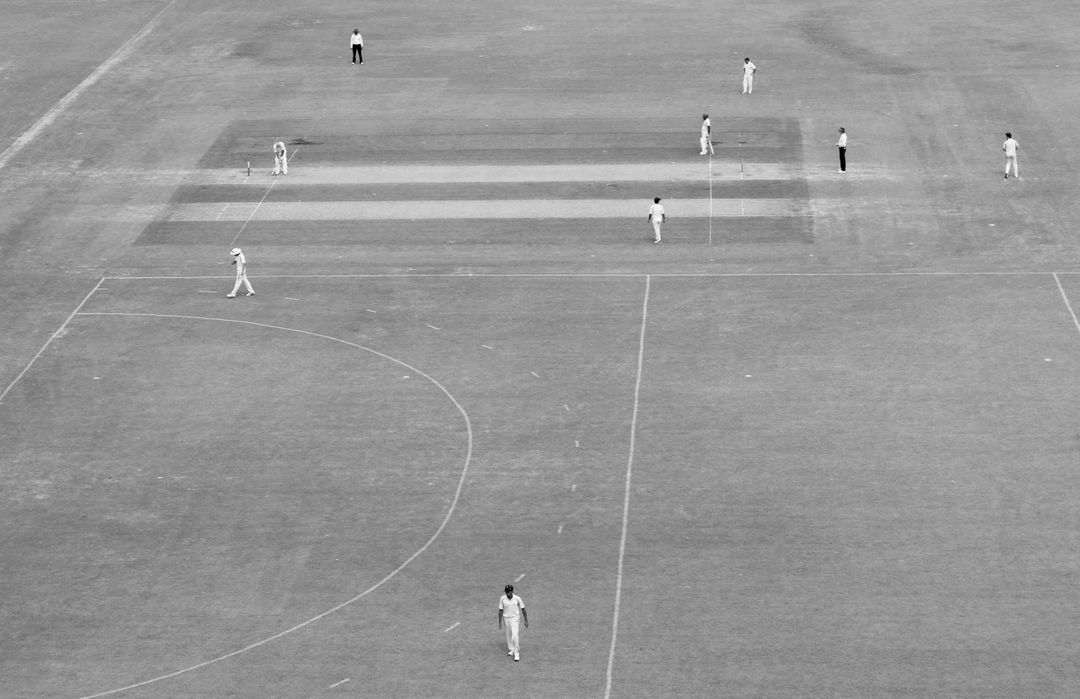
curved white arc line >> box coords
[77,312,473,698]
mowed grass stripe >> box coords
[170,180,806,203]
[135,218,813,246]
[165,198,808,221]
[180,162,797,185]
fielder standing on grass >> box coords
[648,197,666,244]
[498,585,528,661]
[273,141,288,175]
[836,127,847,173]
[1003,132,1019,179]
[699,113,714,156]
[227,247,255,298]
[742,57,756,94]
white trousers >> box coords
[651,219,662,241]
[231,273,254,295]
[743,73,753,93]
[274,154,288,175]
[1005,154,1018,177]
[503,617,520,652]
[700,134,713,154]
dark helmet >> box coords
[504,584,514,593]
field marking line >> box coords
[328,678,350,688]
[604,274,650,699]
[443,622,460,633]
[100,271,1061,281]
[1053,273,1080,336]
[0,1,176,173]
[708,152,714,245]
[0,278,104,405]
[214,203,230,221]
[514,573,526,583]
[228,148,298,248]
[76,311,473,699]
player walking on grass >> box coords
[273,141,288,175]
[1003,132,1019,179]
[227,247,255,298]
[498,585,528,661]
[699,113,714,155]
[742,57,756,94]
[648,197,665,244]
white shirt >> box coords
[351,32,363,47]
[701,117,711,137]
[1003,138,1018,156]
[499,594,525,619]
[274,142,287,158]
[837,132,847,148]
[649,203,665,221]
[233,252,247,276]
[744,61,756,76]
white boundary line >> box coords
[76,312,473,698]
[1053,273,1080,336]
[603,274,650,699]
[0,278,104,404]
[0,1,176,173]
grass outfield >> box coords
[3,0,1080,697]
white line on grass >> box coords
[708,150,713,245]
[76,312,473,699]
[0,278,103,405]
[0,2,176,173]
[328,678,350,688]
[604,274,650,699]
[1053,273,1080,337]
[228,148,299,248]
[514,573,526,583]
[99,271,1060,281]
[443,622,460,633]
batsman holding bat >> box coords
[273,141,288,175]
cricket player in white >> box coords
[498,585,528,661]
[227,247,255,298]
[742,57,756,94]
[1003,132,1019,179]
[648,197,665,244]
[273,141,288,175]
[699,113,714,155]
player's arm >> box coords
[521,606,528,628]
[497,606,503,628]
[231,259,237,265]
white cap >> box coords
[230,248,242,256]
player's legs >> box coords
[241,275,254,295]
[273,156,281,175]
[504,618,517,651]
[652,220,662,242]
[281,155,288,175]
[699,135,708,155]
[747,74,753,93]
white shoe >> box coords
[246,292,255,296]
[514,652,520,661]
[226,293,236,298]
[699,151,707,155]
